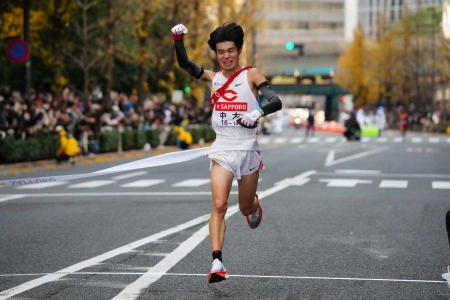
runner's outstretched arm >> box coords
[171,24,204,79]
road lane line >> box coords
[0,195,26,203]
[325,150,335,166]
[319,179,372,187]
[316,172,450,178]
[0,214,211,300]
[335,170,381,174]
[274,137,287,144]
[290,137,303,144]
[112,220,211,299]
[0,272,444,284]
[324,146,389,167]
[111,174,304,299]
[15,182,67,189]
[112,171,148,180]
[68,180,115,188]
[0,172,311,299]
[379,180,408,188]
[120,180,165,188]
[172,179,210,187]
[432,181,450,189]
[0,192,234,198]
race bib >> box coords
[214,102,248,126]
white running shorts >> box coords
[207,150,264,179]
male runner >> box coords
[171,23,282,283]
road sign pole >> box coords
[24,0,31,100]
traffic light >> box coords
[285,42,304,56]
[184,86,191,93]
[285,41,295,51]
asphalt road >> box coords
[0,128,449,300]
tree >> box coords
[49,0,76,101]
[64,0,104,102]
[335,24,380,107]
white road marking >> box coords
[274,170,316,186]
[324,146,389,167]
[290,137,303,144]
[258,137,270,144]
[447,138,450,143]
[317,171,450,179]
[334,170,381,174]
[393,137,403,143]
[325,137,336,143]
[379,180,408,188]
[274,137,287,144]
[320,179,372,187]
[111,176,300,299]
[0,272,444,284]
[361,137,371,143]
[429,137,439,143]
[411,137,422,143]
[172,179,210,187]
[111,219,211,299]
[0,195,26,203]
[325,150,335,166]
[0,214,212,300]
[306,137,319,143]
[0,192,234,198]
[120,180,165,188]
[377,137,387,143]
[112,171,148,180]
[15,182,67,189]
[432,181,450,189]
[68,180,115,188]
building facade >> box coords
[257,0,443,77]
[256,0,347,77]
[358,0,443,38]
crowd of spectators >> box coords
[339,102,449,134]
[0,85,212,153]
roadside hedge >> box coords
[0,125,215,164]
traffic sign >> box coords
[5,39,30,64]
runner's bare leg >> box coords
[209,161,234,251]
[238,170,259,216]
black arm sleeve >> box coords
[174,39,204,79]
[258,81,282,116]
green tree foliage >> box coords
[335,24,381,107]
[336,4,444,109]
[1,0,259,107]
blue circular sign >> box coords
[5,39,30,64]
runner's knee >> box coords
[212,201,228,215]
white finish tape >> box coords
[0,147,212,187]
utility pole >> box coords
[23,0,31,101]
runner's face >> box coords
[216,41,241,71]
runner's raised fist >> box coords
[171,24,188,40]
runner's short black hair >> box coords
[207,23,244,52]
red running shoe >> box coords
[208,259,229,283]
[246,194,263,229]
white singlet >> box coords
[210,68,260,151]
